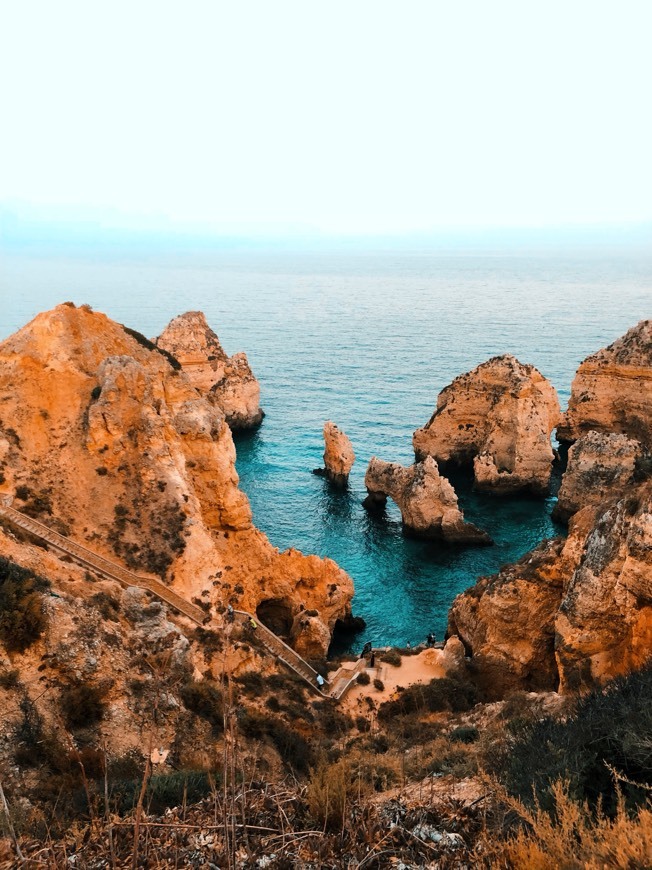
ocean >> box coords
[2,245,651,650]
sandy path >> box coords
[342,648,446,715]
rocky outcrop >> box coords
[156,311,263,430]
[363,456,491,544]
[413,355,560,495]
[448,539,567,698]
[448,482,652,698]
[0,304,353,657]
[557,319,652,447]
[553,431,646,523]
[319,421,355,486]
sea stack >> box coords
[156,310,264,430]
[557,319,652,447]
[413,355,560,495]
[321,421,355,486]
[363,455,491,544]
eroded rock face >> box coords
[363,456,491,544]
[553,431,645,523]
[555,486,652,693]
[413,355,560,495]
[0,304,353,656]
[448,539,567,698]
[447,482,652,698]
[156,311,263,430]
[557,320,652,447]
[321,421,355,485]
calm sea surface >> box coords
[2,247,651,650]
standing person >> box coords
[406,640,411,650]
[227,604,235,623]
[370,652,376,668]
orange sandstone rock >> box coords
[553,431,645,523]
[322,421,355,485]
[156,310,263,430]
[0,304,352,656]
[448,481,652,698]
[557,319,652,447]
[413,355,560,495]
[363,456,491,544]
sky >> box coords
[1,0,652,239]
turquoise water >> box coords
[2,247,651,649]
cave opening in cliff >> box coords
[256,598,294,638]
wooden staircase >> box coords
[0,501,354,697]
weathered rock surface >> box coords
[553,431,646,523]
[413,355,560,495]
[0,304,353,656]
[557,319,652,447]
[320,421,355,485]
[363,456,491,544]
[448,481,652,698]
[156,310,263,430]
[448,539,567,698]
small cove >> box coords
[2,246,650,651]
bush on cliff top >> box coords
[378,676,478,721]
[0,557,49,652]
[503,666,652,814]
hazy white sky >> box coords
[1,0,651,236]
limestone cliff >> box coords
[413,355,560,495]
[156,310,263,430]
[363,456,491,544]
[448,481,652,698]
[557,319,652,447]
[320,421,355,486]
[0,304,353,656]
[553,431,646,523]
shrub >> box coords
[89,591,120,621]
[0,668,19,688]
[312,700,354,736]
[356,671,371,686]
[111,770,217,815]
[307,758,351,830]
[234,671,265,694]
[0,557,49,652]
[495,779,652,870]
[503,667,652,814]
[179,680,223,732]
[60,683,106,729]
[381,650,402,667]
[450,725,480,744]
[121,325,181,370]
[378,677,478,721]
[373,678,384,691]
[90,385,102,401]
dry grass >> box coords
[495,779,652,869]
